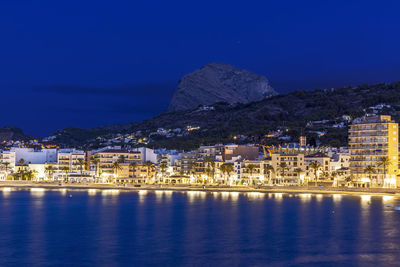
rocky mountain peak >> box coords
[167,62,277,112]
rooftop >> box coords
[352,115,394,125]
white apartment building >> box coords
[11,148,57,164]
[56,149,87,180]
[133,147,158,163]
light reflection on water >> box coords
[30,188,45,197]
[59,188,67,196]
[333,194,342,202]
[101,189,119,196]
[0,187,13,197]
[247,192,265,200]
[230,192,239,201]
[0,190,399,265]
[187,191,206,203]
[88,189,97,196]
[273,193,283,201]
[361,194,372,203]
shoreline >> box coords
[1,181,400,197]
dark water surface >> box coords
[0,188,399,266]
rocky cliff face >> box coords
[0,126,31,141]
[167,62,277,112]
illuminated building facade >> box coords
[349,115,398,187]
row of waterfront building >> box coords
[0,114,398,188]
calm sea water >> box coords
[0,189,399,266]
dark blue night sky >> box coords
[1,0,399,136]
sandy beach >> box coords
[1,181,399,196]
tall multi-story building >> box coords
[305,152,331,181]
[349,115,398,188]
[269,152,305,185]
[57,149,86,173]
[179,152,196,174]
[196,145,224,160]
[93,149,141,177]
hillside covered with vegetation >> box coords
[49,82,400,150]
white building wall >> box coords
[135,147,157,163]
[12,148,57,164]
[28,164,46,180]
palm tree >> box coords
[2,162,10,180]
[364,165,376,187]
[128,162,138,183]
[112,161,122,174]
[378,156,391,185]
[278,162,288,185]
[160,162,167,175]
[264,164,275,185]
[129,162,137,172]
[17,169,25,181]
[90,157,100,177]
[158,162,168,183]
[246,164,257,186]
[118,155,125,163]
[294,168,303,185]
[194,162,204,184]
[219,163,234,184]
[77,158,85,181]
[331,171,338,186]
[25,170,35,181]
[60,166,69,183]
[187,162,196,184]
[144,161,154,183]
[112,161,122,183]
[45,165,55,181]
[219,164,227,181]
[225,163,234,185]
[204,156,215,184]
[309,161,321,182]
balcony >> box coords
[350,151,388,156]
[349,139,388,144]
[349,133,388,137]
